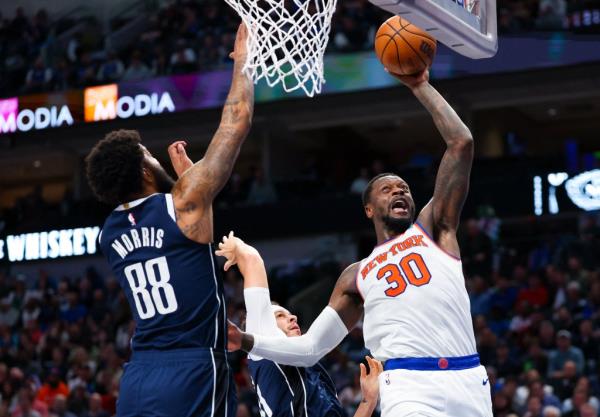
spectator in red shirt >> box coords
[36,369,69,408]
[517,274,549,309]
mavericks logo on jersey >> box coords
[111,227,164,259]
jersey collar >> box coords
[115,193,159,211]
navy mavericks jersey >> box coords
[99,193,226,351]
[248,358,345,417]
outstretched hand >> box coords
[229,23,249,62]
[227,320,243,352]
[167,140,193,178]
[215,231,245,271]
[360,356,383,405]
[385,68,429,90]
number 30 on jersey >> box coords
[377,253,431,297]
[124,256,178,319]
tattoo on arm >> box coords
[412,83,473,232]
[174,59,254,205]
[412,83,471,146]
[171,62,253,242]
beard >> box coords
[382,214,413,235]
[149,163,176,193]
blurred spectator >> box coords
[169,40,197,74]
[36,369,69,408]
[122,51,152,81]
[493,341,522,378]
[536,0,567,30]
[246,168,277,205]
[462,219,494,277]
[548,331,585,378]
[24,57,53,93]
[523,395,543,417]
[13,388,42,417]
[350,167,370,195]
[470,276,493,316]
[96,52,124,83]
[517,274,549,310]
[551,360,579,400]
[73,53,96,87]
[81,393,108,417]
[11,386,48,417]
[579,403,598,417]
[543,406,562,417]
[49,394,75,417]
[0,299,18,327]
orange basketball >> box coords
[374,16,437,76]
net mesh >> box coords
[224,0,338,97]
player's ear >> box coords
[364,204,374,219]
[141,161,154,185]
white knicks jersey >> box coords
[356,222,477,360]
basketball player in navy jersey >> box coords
[85,24,253,417]
[215,232,382,417]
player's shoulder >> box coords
[338,262,360,283]
[342,261,360,275]
[331,261,361,298]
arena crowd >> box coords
[0,0,597,96]
[1,209,600,417]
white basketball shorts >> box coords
[378,365,493,417]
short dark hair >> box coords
[361,173,399,206]
[85,130,144,206]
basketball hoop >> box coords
[368,0,498,59]
[224,0,338,97]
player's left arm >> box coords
[392,69,473,257]
[171,23,254,244]
[227,263,363,367]
[352,356,383,417]
[215,232,268,289]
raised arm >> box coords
[392,70,473,257]
[172,23,254,243]
[216,233,282,339]
[215,232,268,289]
[230,263,364,367]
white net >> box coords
[224,0,338,97]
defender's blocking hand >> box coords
[229,23,249,62]
[167,140,193,178]
[215,231,244,271]
[360,356,383,405]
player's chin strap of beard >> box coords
[382,215,413,235]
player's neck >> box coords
[375,223,411,245]
[125,186,159,204]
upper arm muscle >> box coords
[328,262,364,330]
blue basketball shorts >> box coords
[117,348,236,417]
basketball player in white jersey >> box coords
[228,68,493,417]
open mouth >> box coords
[390,199,409,215]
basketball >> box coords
[374,16,437,76]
